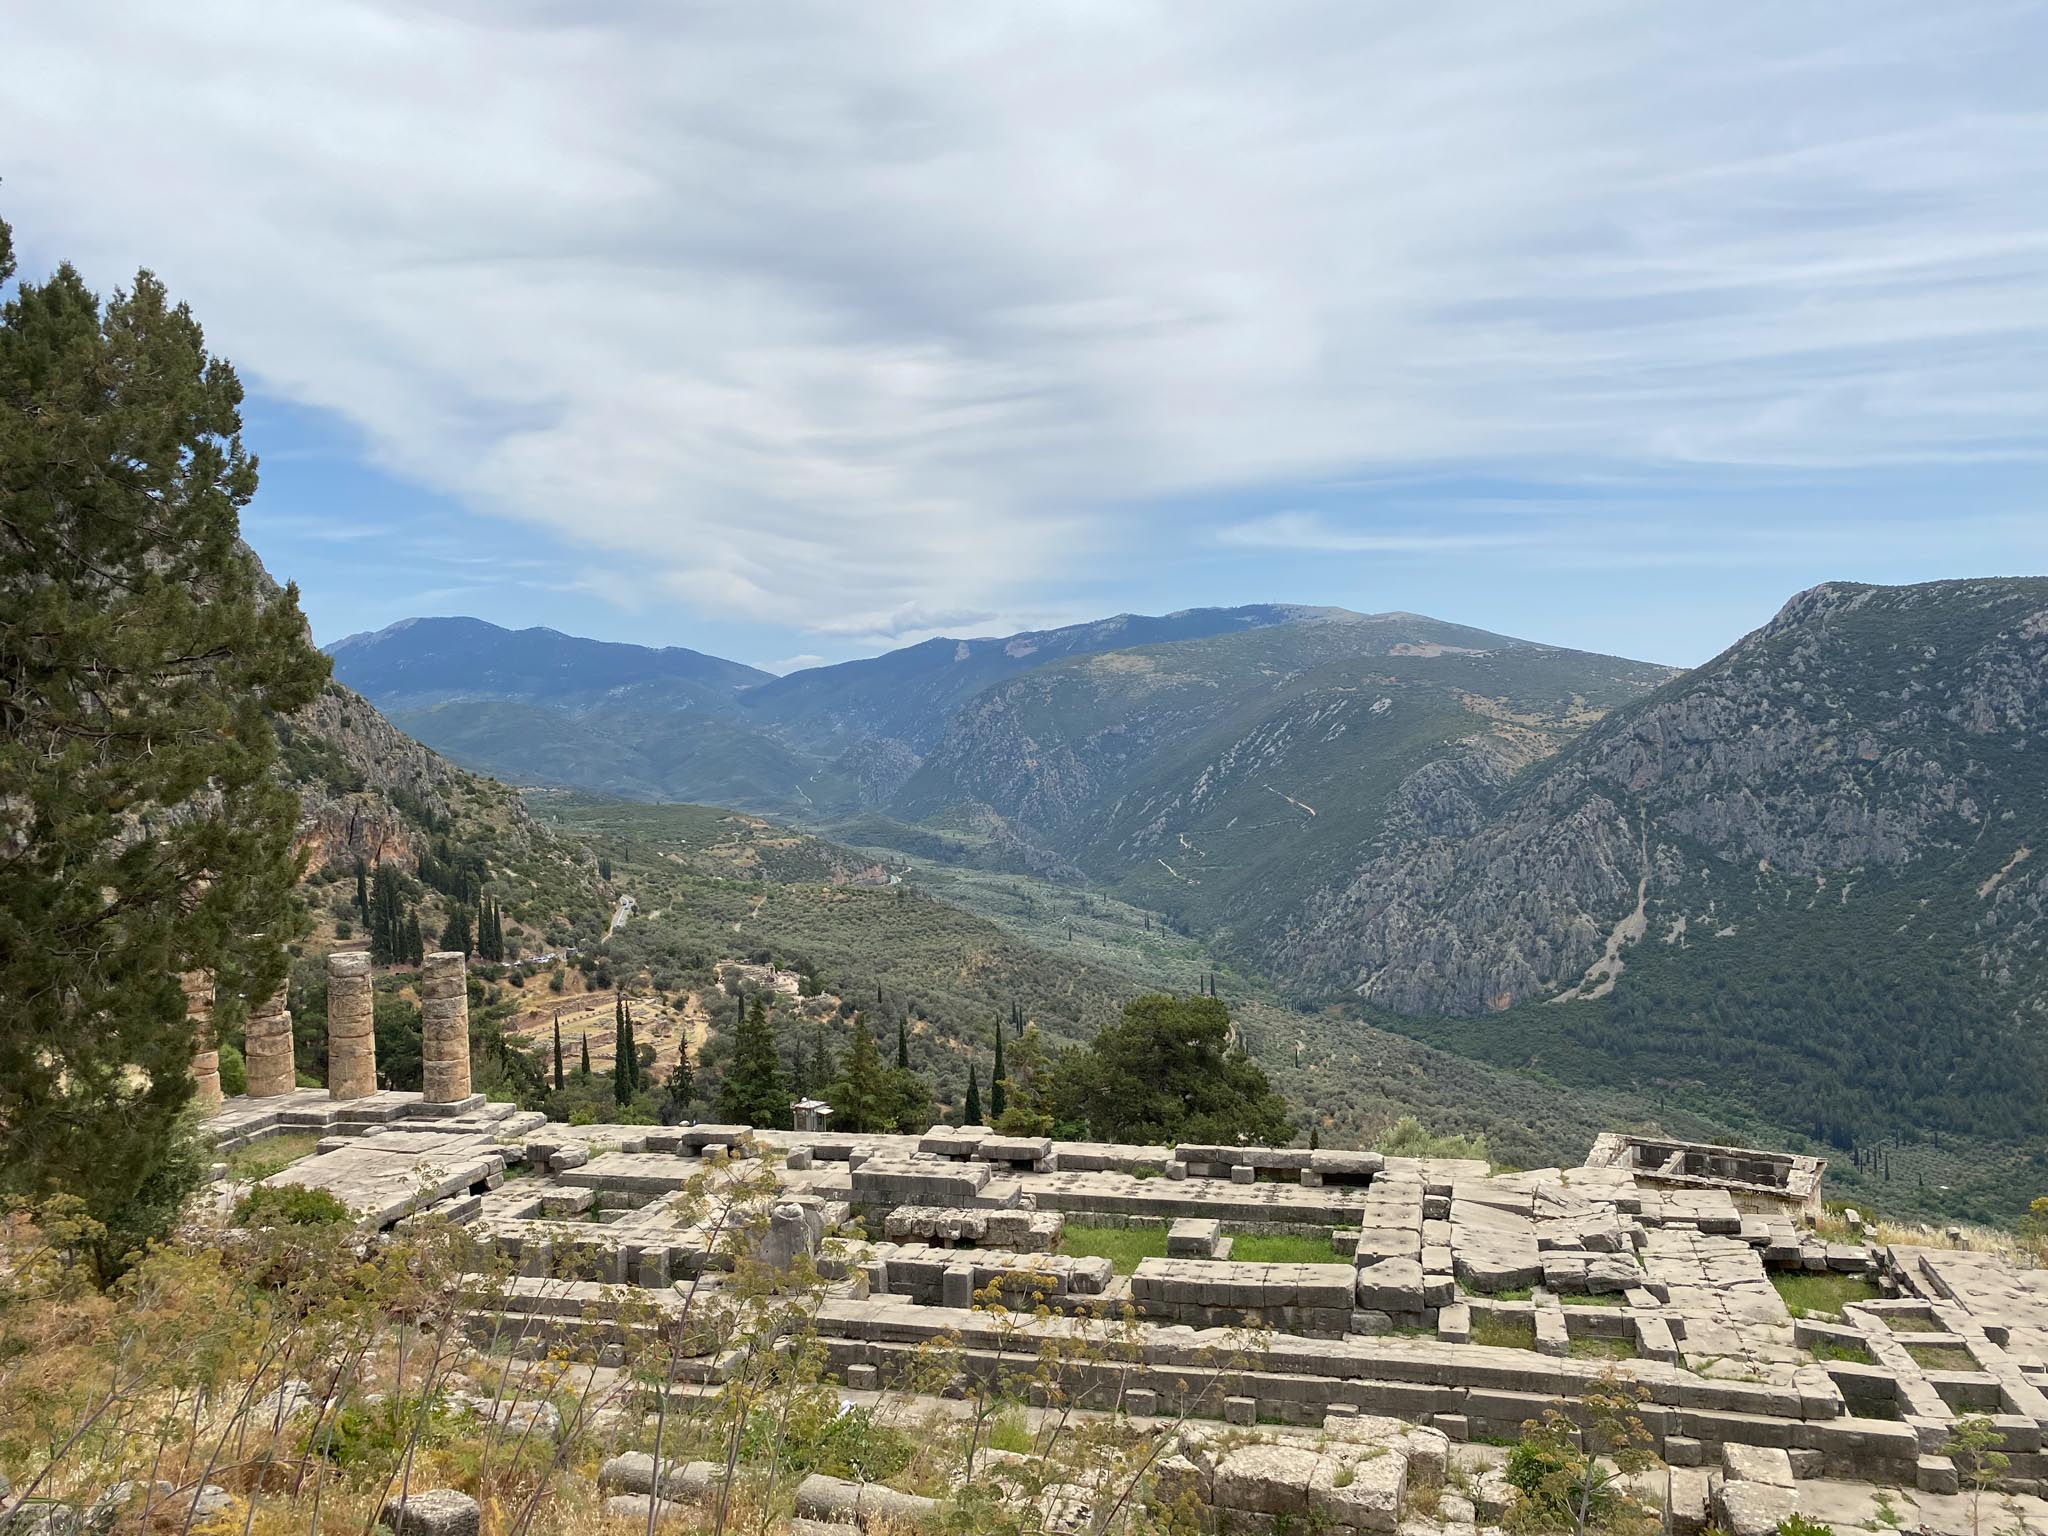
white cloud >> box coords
[4,1,2043,635]
[1218,513,1535,555]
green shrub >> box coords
[1776,1516,1835,1536]
[233,1184,355,1228]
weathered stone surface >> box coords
[1356,1256,1424,1312]
[419,952,472,1103]
[243,985,296,1098]
[1715,1480,1796,1536]
[793,1473,941,1530]
[1308,1449,1406,1534]
[1214,1443,1321,1517]
[326,950,377,1100]
[380,1488,480,1536]
[1722,1444,1794,1487]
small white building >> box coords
[792,1097,832,1133]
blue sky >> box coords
[7,3,2046,672]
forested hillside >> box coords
[1281,579,2048,1217]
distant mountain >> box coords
[329,616,770,709]
[737,605,1358,758]
[1276,577,2048,1188]
[249,574,609,951]
[888,614,1675,962]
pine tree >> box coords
[991,1020,1008,1120]
[964,1062,983,1126]
[0,217,328,1282]
[553,1014,565,1091]
[832,1012,888,1133]
[896,1013,910,1071]
[718,995,787,1128]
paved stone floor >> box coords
[207,1096,2048,1518]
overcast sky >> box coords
[7,2,2046,670]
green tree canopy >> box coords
[829,1011,889,1133]
[1052,994,1292,1147]
[718,994,788,1129]
[0,216,327,1281]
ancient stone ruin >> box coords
[199,959,2048,1532]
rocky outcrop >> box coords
[1281,578,2048,1016]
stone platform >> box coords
[204,1102,2048,1498]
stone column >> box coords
[243,984,297,1098]
[420,951,472,1103]
[182,972,223,1115]
[326,950,378,1100]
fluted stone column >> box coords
[420,951,472,1103]
[326,950,378,1099]
[182,972,223,1115]
[243,984,297,1098]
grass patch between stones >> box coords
[1559,1292,1625,1306]
[1906,1342,1979,1372]
[1769,1271,1881,1320]
[225,1132,323,1182]
[1568,1335,1637,1360]
[1469,1312,1537,1351]
[1227,1232,1340,1264]
[1881,1312,1943,1333]
[1806,1338,1873,1365]
[1060,1223,1167,1274]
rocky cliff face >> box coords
[1281,578,2048,1018]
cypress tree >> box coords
[354,860,369,919]
[718,995,787,1129]
[896,1013,910,1071]
[439,904,472,956]
[624,999,640,1092]
[834,1012,887,1133]
[369,863,406,965]
[553,1013,565,1091]
[0,217,328,1282]
[580,1031,591,1078]
[402,909,425,966]
[612,1015,629,1105]
[664,1040,695,1123]
[812,1022,834,1093]
[991,1021,1007,1120]
[964,1063,982,1126]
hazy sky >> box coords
[7,2,2045,671]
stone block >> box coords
[1230,1164,1256,1186]
[380,1490,480,1536]
[1915,1454,1959,1495]
[1663,1435,1703,1467]
[1224,1395,1257,1426]
[1356,1256,1424,1312]
[1534,1308,1569,1358]
[1722,1445,1793,1486]
[845,1364,879,1390]
[1215,1443,1320,1517]
[1715,1481,1796,1536]
[1124,1388,1157,1417]
[1168,1217,1223,1257]
[794,1474,941,1531]
[1307,1448,1406,1533]
[942,1262,975,1308]
[1437,1303,1471,1344]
